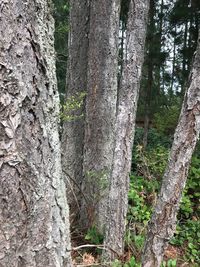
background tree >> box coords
[53,0,69,97]
[81,0,121,231]
[0,1,71,266]
[103,0,150,260]
[61,0,89,227]
[142,34,200,267]
[167,0,200,96]
[137,0,169,148]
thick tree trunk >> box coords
[103,0,149,260]
[61,0,89,226]
[0,1,71,266]
[142,36,200,267]
[81,0,121,231]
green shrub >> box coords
[153,105,180,136]
[133,144,169,180]
[177,156,200,219]
[161,259,177,267]
[85,226,103,245]
[170,220,200,263]
[112,256,141,267]
[126,175,159,257]
[134,127,172,150]
[128,150,200,265]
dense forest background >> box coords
[53,0,200,266]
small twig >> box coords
[76,263,112,267]
[65,175,80,211]
[62,169,89,205]
[70,244,121,258]
[72,244,105,251]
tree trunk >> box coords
[142,35,200,267]
[143,0,154,149]
[0,1,71,266]
[171,27,177,97]
[81,0,121,231]
[103,0,149,260]
[143,60,153,149]
[61,0,89,226]
[181,19,188,95]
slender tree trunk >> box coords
[142,35,200,267]
[143,62,153,149]
[171,27,177,97]
[103,0,149,260]
[0,1,71,266]
[61,0,89,225]
[81,0,121,231]
[155,0,166,96]
[181,20,188,95]
[143,0,154,149]
[119,20,126,78]
[157,0,164,95]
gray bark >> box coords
[103,0,149,260]
[81,0,121,230]
[142,36,200,267]
[61,0,89,226]
[0,1,71,266]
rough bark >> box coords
[81,0,121,230]
[0,1,71,266]
[103,0,149,260]
[61,0,89,225]
[142,35,200,267]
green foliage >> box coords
[133,144,169,180]
[153,105,180,136]
[128,175,157,224]
[112,256,141,267]
[60,92,86,122]
[171,220,200,263]
[134,127,172,150]
[126,175,159,258]
[179,156,200,219]
[85,226,103,245]
[128,144,200,265]
[169,157,200,264]
[161,259,177,267]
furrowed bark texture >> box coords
[142,37,200,267]
[81,0,120,230]
[61,0,89,224]
[103,0,149,260]
[0,1,71,266]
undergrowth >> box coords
[73,129,200,266]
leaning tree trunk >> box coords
[0,1,71,266]
[103,0,149,260]
[61,0,89,226]
[81,0,121,231]
[142,34,200,267]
